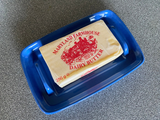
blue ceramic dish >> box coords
[20,10,144,114]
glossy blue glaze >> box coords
[20,10,144,114]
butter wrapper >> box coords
[39,20,123,88]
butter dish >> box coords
[20,10,144,114]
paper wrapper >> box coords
[39,20,123,88]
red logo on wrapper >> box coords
[53,31,104,82]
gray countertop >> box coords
[0,0,160,120]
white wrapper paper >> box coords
[39,20,123,88]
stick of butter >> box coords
[39,20,123,88]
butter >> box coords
[39,20,123,88]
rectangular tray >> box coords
[20,10,144,114]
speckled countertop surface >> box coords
[0,0,160,120]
